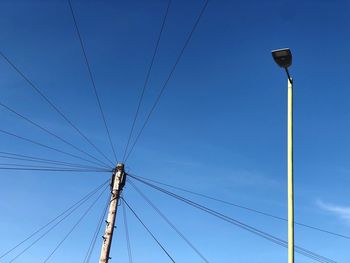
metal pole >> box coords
[99,163,126,263]
[287,78,294,263]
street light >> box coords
[272,48,294,263]
[272,48,293,82]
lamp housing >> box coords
[272,48,292,68]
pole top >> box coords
[115,163,125,172]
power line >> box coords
[0,128,107,167]
[122,195,133,263]
[0,101,111,168]
[122,198,176,263]
[68,0,118,164]
[138,177,338,263]
[5,181,109,262]
[129,180,209,263]
[130,174,350,241]
[0,162,108,170]
[0,51,114,167]
[43,185,108,262]
[0,152,106,170]
[132,177,336,263]
[124,0,209,162]
[0,179,109,260]
[0,166,110,173]
[83,194,110,263]
[122,0,172,162]
[129,176,337,263]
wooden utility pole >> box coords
[99,163,126,263]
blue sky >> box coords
[0,0,350,262]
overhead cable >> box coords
[0,179,109,259]
[0,162,108,171]
[124,0,209,162]
[0,101,110,168]
[122,0,172,161]
[0,128,106,167]
[68,0,118,164]
[129,176,337,263]
[5,181,109,262]
[130,174,350,241]
[122,195,134,263]
[0,50,114,166]
[42,185,108,262]
[129,180,209,263]
[83,194,110,263]
[0,153,106,170]
[0,163,110,172]
[0,167,109,172]
[122,198,176,263]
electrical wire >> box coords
[122,195,133,263]
[0,163,106,171]
[130,174,350,241]
[140,178,338,263]
[132,177,336,263]
[42,185,108,262]
[124,0,209,162]
[122,198,176,263]
[122,0,172,162]
[129,180,209,263]
[0,101,110,168]
[0,162,106,171]
[0,50,114,167]
[0,179,109,259]
[129,176,337,263]
[3,180,109,262]
[0,153,106,170]
[0,128,106,167]
[68,0,118,164]
[0,166,110,173]
[83,194,110,263]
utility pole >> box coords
[99,163,126,263]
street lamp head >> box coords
[271,48,292,68]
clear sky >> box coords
[0,0,349,262]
